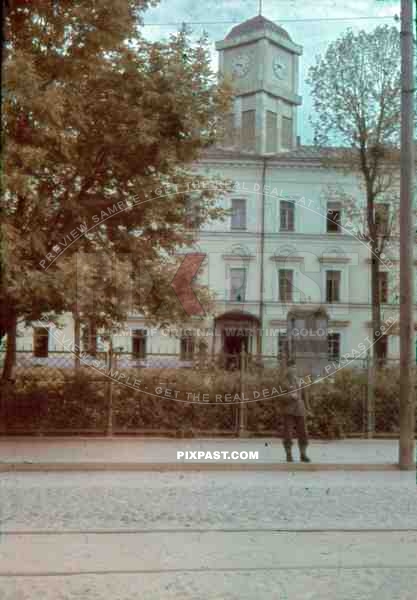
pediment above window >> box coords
[319,254,351,265]
[271,255,304,264]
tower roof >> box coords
[226,15,291,42]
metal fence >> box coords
[0,346,403,372]
[0,349,410,438]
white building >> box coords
[14,14,415,368]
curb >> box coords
[0,462,401,472]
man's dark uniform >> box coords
[280,362,310,463]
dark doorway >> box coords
[223,331,249,370]
[33,327,49,358]
[132,329,147,359]
[214,311,260,370]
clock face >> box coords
[232,53,251,78]
[273,55,288,81]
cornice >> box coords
[269,319,351,329]
[197,156,327,171]
[198,159,263,169]
[199,231,366,242]
[231,86,302,106]
[222,254,255,262]
[270,255,304,264]
[328,320,351,328]
[319,256,351,265]
[213,300,403,309]
[216,28,302,55]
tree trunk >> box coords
[1,309,17,381]
[370,253,384,367]
[368,249,382,439]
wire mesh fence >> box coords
[0,349,401,372]
[0,349,412,437]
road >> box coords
[0,470,416,598]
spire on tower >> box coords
[259,0,263,16]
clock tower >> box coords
[216,15,302,154]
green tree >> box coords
[308,25,402,365]
[1,0,231,379]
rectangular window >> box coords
[378,271,389,303]
[280,200,295,231]
[266,111,278,153]
[328,333,340,361]
[282,116,293,148]
[132,329,147,359]
[279,269,293,302]
[33,327,49,358]
[375,203,390,236]
[327,202,342,233]
[231,198,247,230]
[326,271,341,303]
[180,336,195,360]
[242,110,255,151]
[230,268,246,302]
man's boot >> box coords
[283,440,293,463]
[299,441,311,463]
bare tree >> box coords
[308,25,402,365]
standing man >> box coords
[279,357,311,463]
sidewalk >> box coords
[0,437,405,471]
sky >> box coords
[140,0,400,144]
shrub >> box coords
[0,365,414,438]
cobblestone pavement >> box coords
[0,469,417,598]
[1,471,416,531]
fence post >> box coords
[238,348,248,437]
[0,383,8,435]
[73,312,81,369]
[367,351,375,438]
[106,343,114,436]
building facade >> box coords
[13,14,416,368]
